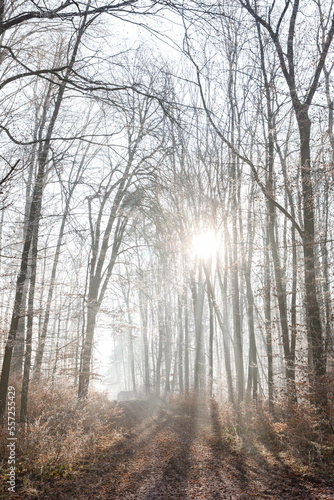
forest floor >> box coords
[9,398,334,499]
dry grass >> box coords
[1,383,333,496]
[0,381,122,496]
[240,395,334,475]
[160,391,334,473]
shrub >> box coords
[0,381,121,496]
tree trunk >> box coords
[78,294,98,400]
[192,275,205,392]
[205,267,234,403]
[156,305,164,397]
[245,270,257,401]
[178,294,184,394]
[184,288,190,393]
[20,223,38,422]
[164,300,172,394]
[138,287,150,394]
[208,293,214,397]
[298,113,326,396]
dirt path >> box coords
[21,400,334,499]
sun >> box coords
[192,231,217,260]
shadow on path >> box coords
[136,405,198,499]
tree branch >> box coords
[183,27,303,238]
[0,0,138,34]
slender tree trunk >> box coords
[290,223,297,387]
[298,113,326,402]
[151,333,156,392]
[140,292,150,395]
[127,309,136,396]
[208,293,214,397]
[156,304,163,397]
[164,300,172,393]
[205,267,234,403]
[78,292,98,400]
[245,270,257,401]
[231,205,243,403]
[184,288,190,393]
[321,189,332,368]
[20,223,38,422]
[178,294,184,394]
[265,224,274,412]
[193,274,205,392]
[11,113,40,380]
[227,50,244,404]
[51,313,61,388]
[74,319,81,388]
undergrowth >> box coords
[167,391,334,475]
[0,381,122,496]
[1,385,333,496]
[240,396,334,475]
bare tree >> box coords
[0,9,90,420]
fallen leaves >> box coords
[10,399,334,499]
